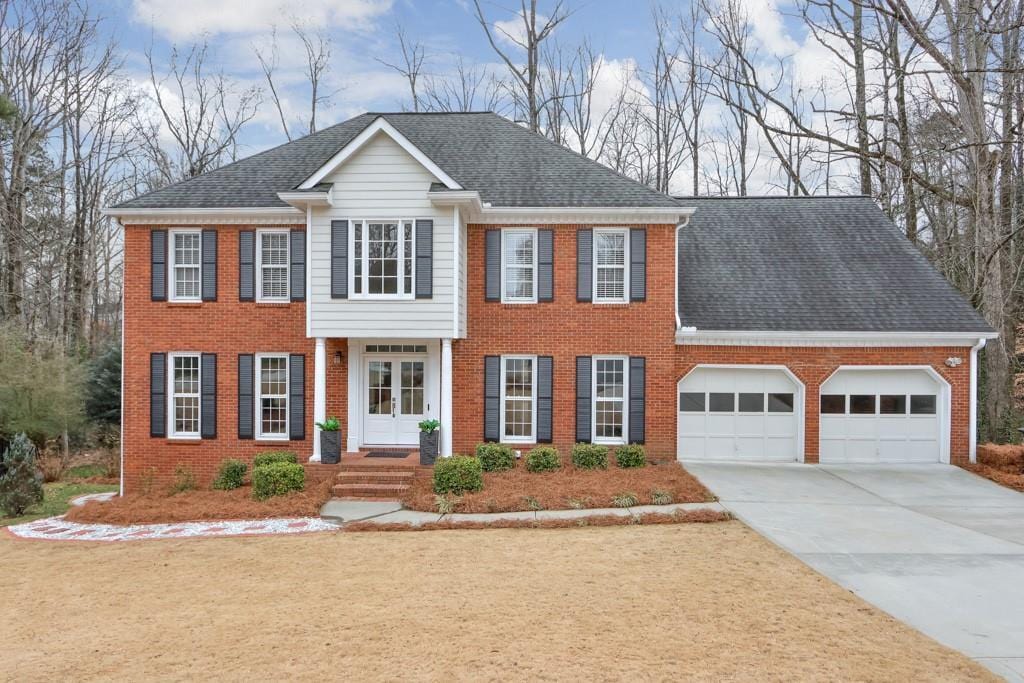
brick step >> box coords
[337,463,420,473]
[336,470,415,485]
[332,483,410,499]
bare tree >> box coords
[422,57,507,113]
[254,21,333,139]
[377,23,426,112]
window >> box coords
[738,393,764,413]
[257,355,288,439]
[767,393,795,413]
[593,229,628,302]
[501,356,535,441]
[879,395,907,415]
[680,392,705,412]
[850,395,876,415]
[170,231,201,301]
[351,219,415,297]
[910,394,937,415]
[820,395,846,414]
[501,229,536,302]
[169,354,200,437]
[258,231,289,301]
[708,392,735,413]
[593,357,626,442]
[365,344,428,354]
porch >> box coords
[305,448,433,500]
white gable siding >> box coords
[309,132,455,338]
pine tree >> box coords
[0,433,44,516]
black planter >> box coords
[419,431,439,465]
[320,430,341,465]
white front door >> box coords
[362,357,426,445]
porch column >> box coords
[441,338,453,457]
[311,337,327,462]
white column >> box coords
[311,337,327,462]
[441,338,453,457]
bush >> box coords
[612,491,639,508]
[651,489,673,505]
[169,464,196,494]
[0,433,44,516]
[475,443,515,472]
[212,459,247,491]
[525,446,561,473]
[253,451,298,468]
[615,444,646,468]
[252,462,305,500]
[433,455,483,495]
[572,443,608,470]
[37,449,69,483]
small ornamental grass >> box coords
[612,492,639,508]
[650,489,673,505]
[525,446,560,473]
[615,444,646,468]
[433,455,484,495]
[253,451,298,468]
[475,443,515,472]
[169,464,196,495]
[252,462,305,500]
[212,459,247,491]
[572,443,608,470]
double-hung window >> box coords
[501,356,535,442]
[170,230,201,301]
[256,355,288,440]
[593,356,627,443]
[257,230,289,301]
[501,229,537,303]
[169,353,201,438]
[352,219,414,297]
[593,229,628,303]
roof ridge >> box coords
[673,194,873,200]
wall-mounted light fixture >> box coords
[333,351,344,366]
[945,357,962,368]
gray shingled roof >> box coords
[114,112,678,209]
[676,196,992,333]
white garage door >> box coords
[677,367,801,461]
[819,369,944,463]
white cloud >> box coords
[736,0,798,56]
[132,0,393,40]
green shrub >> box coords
[212,459,247,491]
[252,462,305,500]
[525,446,561,473]
[572,443,608,470]
[0,433,43,516]
[615,444,646,468]
[433,455,483,494]
[253,451,298,468]
[475,442,515,472]
[169,464,196,494]
[612,491,639,508]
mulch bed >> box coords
[64,480,333,525]
[402,462,715,513]
[344,508,731,532]
[962,443,1024,492]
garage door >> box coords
[819,369,944,463]
[677,367,801,461]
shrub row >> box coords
[203,452,304,500]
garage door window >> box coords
[879,395,907,415]
[821,395,845,414]
[767,393,795,413]
[850,395,876,414]
[709,393,734,412]
[738,393,764,412]
[680,392,705,412]
[911,395,937,414]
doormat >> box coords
[365,450,412,458]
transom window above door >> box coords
[352,220,414,298]
[501,229,537,303]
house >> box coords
[105,111,995,491]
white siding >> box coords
[309,132,455,338]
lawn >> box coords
[0,482,118,527]
[0,523,993,681]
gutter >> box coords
[674,216,692,330]
[969,337,987,463]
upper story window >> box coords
[170,230,201,301]
[593,356,627,444]
[593,228,628,303]
[501,229,537,303]
[169,353,201,438]
[258,230,289,301]
[352,220,414,298]
[257,354,288,440]
[501,355,535,442]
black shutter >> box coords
[630,228,646,302]
[415,219,433,299]
[575,356,592,442]
[536,356,553,443]
[200,353,217,439]
[485,230,501,301]
[628,357,645,444]
[239,231,255,301]
[576,229,593,302]
[483,355,501,441]
[150,353,166,437]
[538,229,554,302]
[289,354,305,440]
[331,220,348,299]
[290,229,306,302]
[201,229,217,301]
[238,354,254,439]
[151,230,167,301]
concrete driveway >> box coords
[685,462,1024,681]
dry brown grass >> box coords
[344,508,732,532]
[404,461,713,513]
[64,480,332,524]
[0,522,994,681]
[962,443,1024,492]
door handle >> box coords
[391,396,396,418]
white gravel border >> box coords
[7,515,338,542]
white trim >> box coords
[254,353,290,441]
[168,229,202,302]
[305,206,312,338]
[167,352,202,439]
[592,228,630,304]
[119,264,125,496]
[427,189,695,225]
[255,229,290,303]
[500,228,538,304]
[103,207,303,225]
[348,218,417,300]
[674,218,692,329]
[277,190,332,207]
[591,355,629,445]
[676,329,999,347]
[441,339,453,457]
[969,338,986,462]
[499,355,538,444]
[311,338,326,462]
[452,205,460,339]
[299,117,462,190]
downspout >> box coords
[117,218,125,497]
[969,337,987,463]
[674,216,691,331]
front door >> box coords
[363,357,426,445]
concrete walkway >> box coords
[685,462,1024,682]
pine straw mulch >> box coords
[402,461,715,513]
[962,443,1024,492]
[344,508,731,532]
[64,480,333,525]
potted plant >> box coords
[418,419,441,465]
[316,417,342,464]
